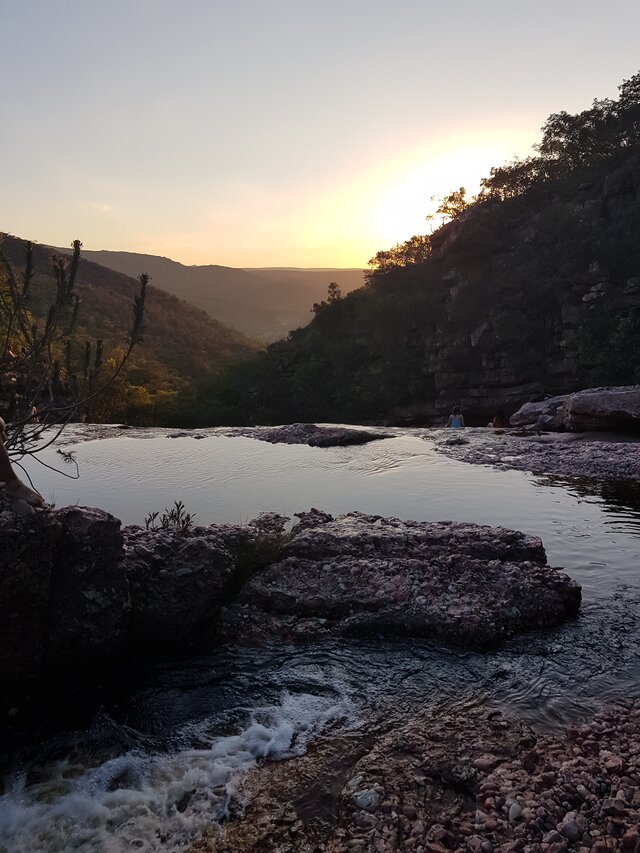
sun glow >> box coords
[280,125,537,268]
[366,130,535,252]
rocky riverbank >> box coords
[430,429,640,483]
[0,495,580,707]
[194,699,640,852]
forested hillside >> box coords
[168,70,640,427]
[61,249,365,342]
[1,236,260,422]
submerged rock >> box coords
[237,423,391,447]
[220,511,581,648]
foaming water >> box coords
[0,690,359,852]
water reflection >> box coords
[534,473,640,526]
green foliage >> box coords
[367,235,432,277]
[0,238,147,458]
[0,235,259,427]
[429,187,470,222]
[144,500,196,534]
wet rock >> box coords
[221,511,581,648]
[208,698,640,853]
[0,492,60,692]
[235,423,391,447]
[124,526,236,649]
[0,503,288,702]
[352,789,381,812]
[508,803,523,822]
[431,427,640,482]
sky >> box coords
[2,0,639,268]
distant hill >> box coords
[58,250,365,342]
[1,235,260,394]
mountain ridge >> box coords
[52,248,365,342]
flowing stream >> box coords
[2,427,640,851]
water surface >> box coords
[4,427,640,851]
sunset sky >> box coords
[2,0,639,268]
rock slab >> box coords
[220,510,581,648]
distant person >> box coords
[488,408,508,429]
[447,406,465,428]
[0,416,44,506]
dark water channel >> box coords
[2,428,640,851]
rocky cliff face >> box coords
[215,153,640,427]
[391,159,640,425]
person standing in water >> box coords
[447,406,465,428]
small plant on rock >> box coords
[144,500,196,534]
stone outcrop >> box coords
[123,513,286,650]
[566,385,640,431]
[509,394,570,430]
[432,428,640,482]
[1,499,580,703]
[510,385,640,432]
[0,497,287,702]
[235,423,391,447]
[220,511,581,649]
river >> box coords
[2,426,640,851]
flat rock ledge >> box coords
[233,422,391,446]
[203,700,640,853]
[219,510,581,648]
[431,429,640,482]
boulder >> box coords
[0,491,60,688]
[510,385,640,432]
[122,512,288,651]
[124,526,238,650]
[0,501,288,700]
[220,511,581,648]
[509,395,569,430]
[565,385,640,431]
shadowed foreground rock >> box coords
[235,423,391,446]
[0,493,287,701]
[220,510,581,648]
